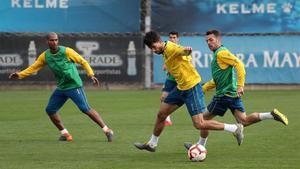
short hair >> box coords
[206,29,221,37]
[144,31,161,48]
[168,31,179,37]
[47,32,58,40]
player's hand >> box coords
[201,87,207,94]
[91,76,100,87]
[237,87,244,97]
[9,72,19,79]
[162,64,167,71]
[184,46,192,54]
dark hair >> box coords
[206,29,221,37]
[144,31,161,48]
[168,31,179,37]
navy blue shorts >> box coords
[45,87,91,115]
[162,79,177,93]
[207,95,245,117]
[164,83,207,117]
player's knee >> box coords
[78,105,90,114]
[45,107,56,116]
[81,108,90,114]
[238,117,250,126]
[194,121,207,130]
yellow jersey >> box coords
[162,41,201,90]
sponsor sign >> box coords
[0,33,143,83]
[154,35,300,84]
[152,0,300,33]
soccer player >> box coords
[9,32,114,142]
[134,31,244,152]
[161,31,182,126]
[184,29,289,149]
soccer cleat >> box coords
[134,142,156,152]
[58,133,73,141]
[184,142,193,150]
[164,120,173,126]
[271,109,288,126]
[104,129,114,142]
[233,123,244,146]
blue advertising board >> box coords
[154,35,300,84]
[152,0,300,33]
[0,0,140,32]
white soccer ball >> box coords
[187,144,207,162]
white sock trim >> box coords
[259,112,273,120]
[224,124,238,133]
[148,134,159,147]
[102,125,109,132]
[60,129,68,135]
[165,115,171,122]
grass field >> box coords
[0,89,299,169]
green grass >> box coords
[0,89,299,169]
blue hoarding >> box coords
[0,0,140,32]
[152,0,300,33]
[154,35,300,84]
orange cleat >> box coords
[58,133,73,141]
[164,120,173,126]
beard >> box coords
[154,47,164,54]
[155,50,163,54]
[49,45,59,53]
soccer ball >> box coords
[187,144,207,162]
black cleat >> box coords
[271,109,288,126]
[134,142,156,152]
[184,142,193,150]
[105,130,114,142]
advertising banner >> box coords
[154,35,300,84]
[0,33,144,83]
[0,0,140,32]
[152,0,300,33]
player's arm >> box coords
[217,50,245,97]
[217,50,246,88]
[9,52,46,79]
[66,47,94,76]
[202,79,216,93]
[171,43,193,56]
[66,47,99,86]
